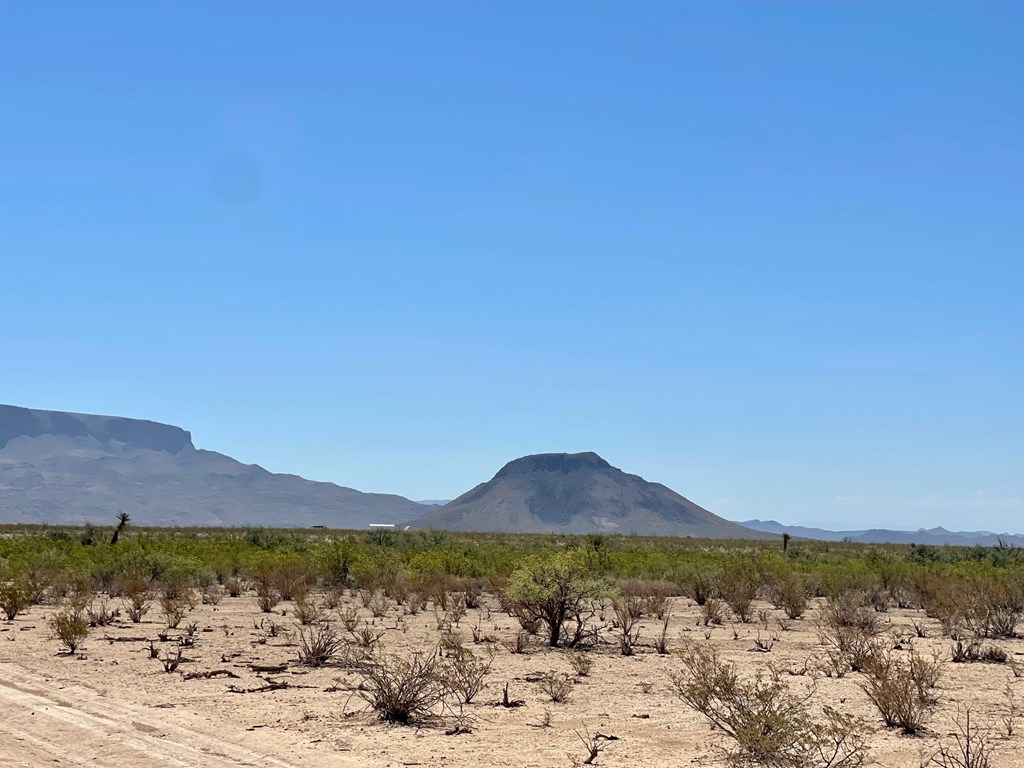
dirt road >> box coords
[0,663,345,768]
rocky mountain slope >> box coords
[0,404,426,528]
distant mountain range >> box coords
[413,452,771,539]
[740,519,1024,548]
[0,405,425,528]
[1,405,1018,545]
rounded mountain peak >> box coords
[494,452,613,478]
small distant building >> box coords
[368,523,396,529]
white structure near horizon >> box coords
[368,524,396,529]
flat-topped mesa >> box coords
[0,404,194,454]
[494,451,613,477]
[0,404,427,527]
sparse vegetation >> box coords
[51,607,90,653]
[297,622,347,666]
[672,643,870,767]
[2,524,1024,765]
[859,650,942,735]
[357,650,448,724]
[0,578,32,620]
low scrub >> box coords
[671,644,870,767]
[51,608,90,653]
[859,650,942,735]
[357,650,448,724]
[297,622,347,666]
[0,578,32,621]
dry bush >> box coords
[293,594,323,625]
[0,578,32,620]
[87,598,119,627]
[447,594,467,626]
[406,591,427,615]
[655,613,671,654]
[768,571,809,620]
[671,644,869,767]
[413,572,457,610]
[159,595,186,628]
[200,585,222,605]
[821,592,880,635]
[569,653,594,677]
[618,578,674,619]
[503,630,530,655]
[351,621,385,649]
[461,578,485,610]
[574,726,610,765]
[338,605,361,632]
[161,648,183,673]
[702,598,726,626]
[718,563,760,623]
[441,649,494,703]
[966,577,1024,639]
[357,650,448,724]
[540,673,574,703]
[612,596,643,656]
[1001,685,1017,737]
[255,570,281,613]
[676,565,717,606]
[818,624,883,674]
[121,578,150,623]
[368,591,390,619]
[322,586,343,610]
[433,605,452,632]
[859,650,941,735]
[931,707,995,768]
[51,608,90,653]
[297,622,346,666]
[272,559,309,602]
[922,575,1024,641]
[950,638,1008,664]
[224,576,244,597]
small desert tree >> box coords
[505,550,617,647]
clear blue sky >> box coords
[3,3,1021,531]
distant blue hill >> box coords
[739,519,1024,547]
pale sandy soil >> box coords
[1,591,1022,767]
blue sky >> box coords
[2,3,1021,531]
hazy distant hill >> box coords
[0,405,427,528]
[740,519,1024,547]
[413,452,772,538]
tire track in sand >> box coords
[0,663,345,768]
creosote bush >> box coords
[718,560,761,623]
[569,652,594,677]
[0,578,32,620]
[672,644,870,767]
[51,607,90,653]
[540,673,574,703]
[859,650,942,735]
[441,649,494,704]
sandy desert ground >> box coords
[1,589,1022,768]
